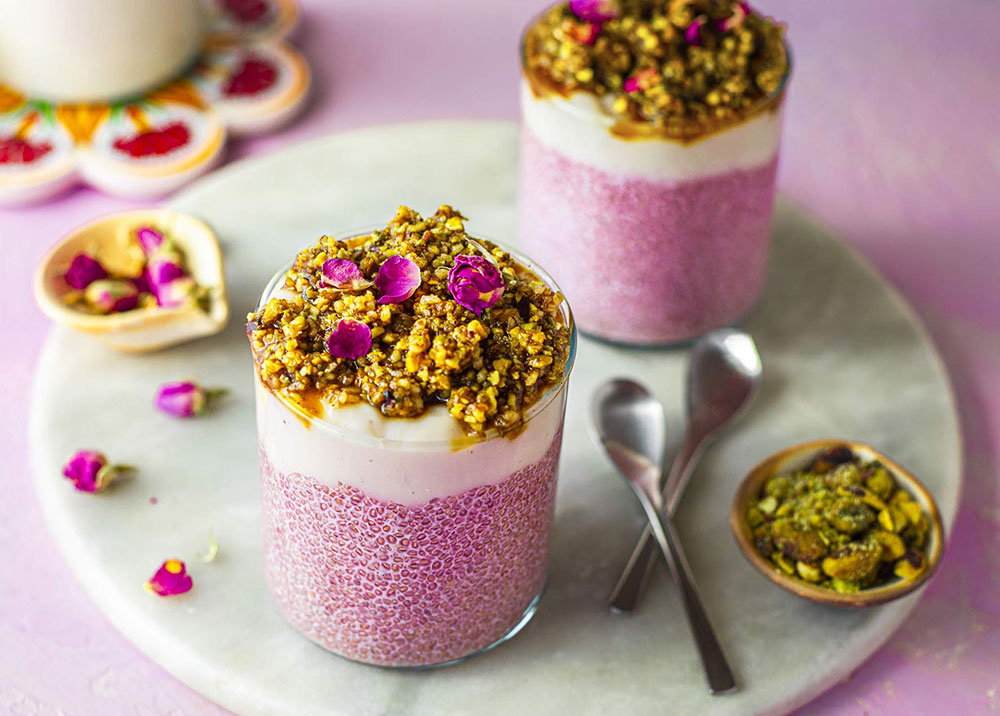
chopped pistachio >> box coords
[522,0,789,140]
[796,561,822,583]
[871,530,906,561]
[247,206,570,435]
[747,444,932,591]
[878,506,910,533]
[893,550,925,580]
[830,578,861,594]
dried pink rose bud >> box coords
[62,449,130,493]
[716,2,750,31]
[154,381,227,418]
[374,255,421,304]
[325,318,372,360]
[144,559,193,597]
[447,254,505,316]
[153,276,197,309]
[146,255,187,287]
[321,258,372,290]
[64,253,108,290]
[685,15,707,45]
[569,0,620,23]
[136,226,165,255]
[84,279,140,314]
[623,68,661,93]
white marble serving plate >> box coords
[30,121,961,716]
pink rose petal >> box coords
[326,319,372,360]
[321,258,372,290]
[716,2,750,31]
[623,68,660,93]
[144,559,193,596]
[569,0,620,23]
[64,254,108,290]
[374,255,421,304]
[146,255,187,286]
[447,254,505,316]
[136,226,165,255]
[685,15,707,45]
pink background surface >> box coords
[2,0,997,713]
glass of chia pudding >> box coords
[520,0,790,345]
[247,206,576,668]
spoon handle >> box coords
[609,430,704,612]
[632,487,737,695]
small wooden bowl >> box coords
[34,209,228,353]
[731,439,944,608]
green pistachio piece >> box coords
[893,549,925,580]
[824,462,862,488]
[764,475,793,500]
[757,495,778,515]
[771,552,796,575]
[822,536,882,582]
[824,497,876,535]
[796,561,823,582]
[871,529,906,560]
[898,500,923,525]
[771,518,829,563]
[863,462,895,499]
[878,506,910,533]
[901,515,929,548]
[830,578,861,594]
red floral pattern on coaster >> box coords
[0,0,308,206]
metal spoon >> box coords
[593,379,737,695]
[609,329,762,613]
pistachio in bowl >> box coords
[731,440,944,607]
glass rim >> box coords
[518,4,793,137]
[253,227,578,450]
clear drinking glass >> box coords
[519,23,791,345]
[252,236,577,668]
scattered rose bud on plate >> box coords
[154,381,228,418]
[62,450,131,493]
[145,559,193,597]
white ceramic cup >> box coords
[0,0,206,102]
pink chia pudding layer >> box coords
[259,428,562,667]
[520,126,779,344]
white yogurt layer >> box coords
[255,378,566,505]
[520,80,783,181]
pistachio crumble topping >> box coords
[522,0,789,138]
[247,206,571,436]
